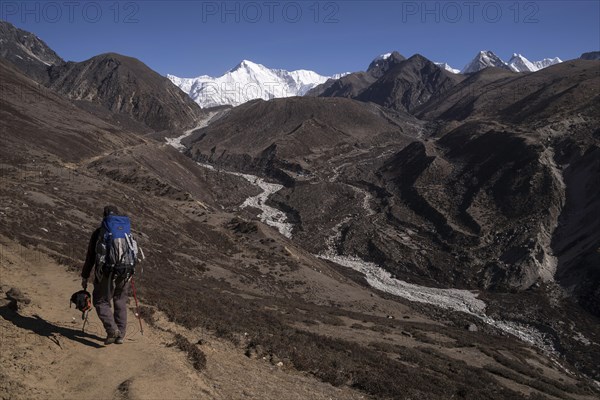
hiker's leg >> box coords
[113,278,130,336]
[92,274,118,334]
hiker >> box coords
[81,205,139,345]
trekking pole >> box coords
[82,311,89,333]
[130,277,144,335]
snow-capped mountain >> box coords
[367,51,406,78]
[171,52,567,108]
[507,54,537,72]
[372,52,393,62]
[434,62,460,74]
[461,51,562,74]
[168,60,345,108]
[533,57,562,70]
[461,50,510,74]
[370,52,459,74]
[508,54,563,72]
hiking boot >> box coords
[115,337,124,345]
[104,330,119,345]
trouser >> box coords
[92,273,130,336]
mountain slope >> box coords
[0,20,63,83]
[418,60,599,123]
[47,53,203,132]
[185,96,421,179]
[414,60,600,317]
[311,52,463,114]
[308,71,376,98]
[580,51,600,60]
[0,58,140,164]
[168,60,341,108]
[355,54,463,113]
[308,51,406,98]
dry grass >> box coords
[170,333,207,372]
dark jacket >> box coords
[81,227,101,280]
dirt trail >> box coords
[0,237,367,400]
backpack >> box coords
[95,215,139,280]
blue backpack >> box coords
[95,215,139,280]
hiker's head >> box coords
[103,205,120,218]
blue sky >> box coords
[2,1,599,77]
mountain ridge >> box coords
[0,20,64,83]
[168,50,570,107]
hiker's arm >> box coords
[81,228,99,279]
